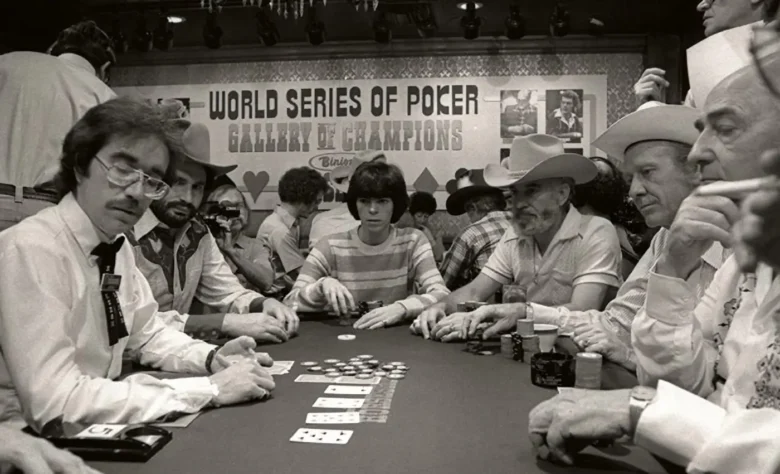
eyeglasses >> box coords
[94,155,170,200]
[749,20,780,98]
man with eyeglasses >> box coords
[0,98,276,431]
[130,120,298,345]
[0,20,117,233]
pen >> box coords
[695,176,780,197]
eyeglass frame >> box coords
[93,154,171,200]
[749,19,780,98]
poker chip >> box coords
[355,373,373,379]
[387,373,405,380]
[324,368,339,373]
[301,361,318,367]
[342,365,355,371]
[307,366,323,372]
[343,371,357,376]
[374,371,387,377]
[367,359,380,366]
[381,364,394,371]
[326,372,340,378]
[395,365,409,371]
[358,355,373,360]
[390,369,405,375]
[390,362,405,366]
[478,350,494,356]
[335,362,347,368]
[324,359,341,364]
[338,334,356,341]
[360,369,374,374]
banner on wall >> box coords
[115,75,607,210]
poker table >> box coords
[94,319,680,474]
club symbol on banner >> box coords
[243,171,270,202]
[413,168,439,194]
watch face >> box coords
[631,386,656,401]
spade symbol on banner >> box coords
[243,171,270,202]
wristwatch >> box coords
[628,386,656,438]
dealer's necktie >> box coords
[92,237,129,346]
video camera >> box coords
[200,202,241,235]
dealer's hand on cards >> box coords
[0,424,103,474]
[528,389,632,465]
[633,67,669,106]
[319,277,356,316]
[656,193,740,280]
[212,336,274,369]
[354,303,406,330]
[209,358,275,407]
[222,313,289,344]
[415,302,447,339]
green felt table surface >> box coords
[93,319,677,474]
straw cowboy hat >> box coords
[483,134,596,188]
[172,120,237,177]
[445,168,503,215]
[328,150,387,193]
[592,101,701,161]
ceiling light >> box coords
[373,12,391,44]
[203,11,223,49]
[460,2,481,40]
[456,2,482,10]
[256,9,279,46]
[505,5,525,40]
[167,15,185,24]
[549,3,570,37]
[306,7,326,46]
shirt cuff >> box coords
[162,377,218,412]
[634,380,726,468]
[572,273,621,288]
[645,271,698,326]
[184,314,228,344]
[528,303,562,326]
[480,267,512,286]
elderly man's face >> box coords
[697,0,762,37]
[689,66,780,183]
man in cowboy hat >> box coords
[415,134,622,341]
[308,150,387,249]
[437,168,511,290]
[131,120,298,345]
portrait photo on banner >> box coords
[499,89,539,139]
[545,89,584,144]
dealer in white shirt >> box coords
[527,64,780,473]
[0,98,275,432]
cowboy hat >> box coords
[483,134,596,188]
[445,168,503,215]
[592,102,701,161]
[172,120,237,177]
[329,150,387,193]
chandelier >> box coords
[201,0,378,20]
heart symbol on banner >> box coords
[243,171,270,202]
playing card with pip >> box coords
[313,397,365,409]
[290,428,354,445]
[324,385,373,396]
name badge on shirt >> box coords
[100,274,122,293]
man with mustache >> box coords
[131,120,297,345]
[415,134,622,341]
[0,98,275,431]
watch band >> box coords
[628,386,656,438]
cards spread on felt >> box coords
[325,385,373,395]
[313,397,365,409]
[295,374,380,385]
[306,412,361,425]
[290,428,354,445]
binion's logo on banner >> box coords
[308,153,357,172]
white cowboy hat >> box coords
[172,120,237,177]
[483,134,596,188]
[445,168,503,215]
[591,102,701,161]
[328,150,387,193]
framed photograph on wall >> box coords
[500,147,511,163]
[545,89,583,144]
[500,90,539,139]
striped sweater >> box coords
[284,226,450,318]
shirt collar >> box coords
[58,53,97,76]
[274,205,298,229]
[59,193,121,259]
[553,109,576,125]
[133,209,192,240]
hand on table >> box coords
[209,359,275,406]
[213,336,274,371]
[462,304,527,340]
[0,425,102,474]
[415,303,447,340]
[572,323,631,367]
[262,298,300,335]
[656,193,740,279]
[354,303,406,330]
[222,313,289,344]
[733,149,780,272]
[319,277,355,316]
[431,312,471,342]
[529,389,632,465]
[633,68,669,107]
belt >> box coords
[0,183,60,204]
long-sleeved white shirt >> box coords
[0,52,116,187]
[632,257,780,473]
[0,194,217,431]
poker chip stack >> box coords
[500,334,514,359]
[574,352,602,389]
[515,320,534,337]
[521,335,541,363]
[301,355,409,380]
[510,332,524,361]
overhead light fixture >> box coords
[203,11,223,49]
[460,2,481,40]
[153,10,174,51]
[505,5,525,40]
[167,15,186,24]
[306,7,326,46]
[409,4,437,38]
[588,17,605,36]
[111,18,128,54]
[132,12,153,53]
[456,2,482,10]
[256,8,279,46]
[373,12,391,44]
[549,3,570,37]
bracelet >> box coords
[205,348,218,374]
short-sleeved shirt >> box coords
[256,206,304,289]
[481,205,621,307]
[227,234,276,293]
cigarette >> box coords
[695,177,780,197]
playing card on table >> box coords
[313,397,365,409]
[267,360,294,375]
[306,412,361,425]
[325,385,373,395]
[290,428,353,445]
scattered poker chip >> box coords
[390,362,405,366]
[338,334,356,341]
[343,371,357,376]
[360,369,374,374]
[301,361,318,367]
[349,357,361,363]
[374,371,387,377]
[326,372,340,378]
[358,355,373,360]
[478,350,494,356]
[324,368,339,373]
[390,369,405,375]
[342,365,355,371]
[335,362,347,368]
[387,373,405,380]
[396,365,409,371]
[324,359,341,364]
[381,364,394,371]
[355,373,373,379]
[367,359,380,366]
[308,366,323,372]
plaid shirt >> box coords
[439,211,512,290]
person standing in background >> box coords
[0,20,117,232]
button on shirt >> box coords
[0,52,116,187]
[0,194,216,431]
[131,210,266,340]
[481,205,622,306]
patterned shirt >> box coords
[130,210,266,342]
[284,226,450,318]
[439,211,512,290]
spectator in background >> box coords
[408,191,445,263]
[0,20,117,232]
[439,168,511,290]
[572,156,650,279]
[257,167,328,296]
